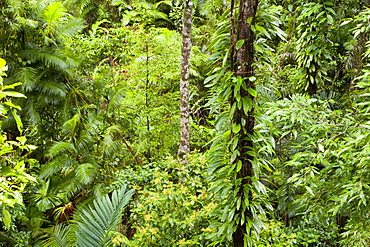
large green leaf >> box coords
[75,185,135,247]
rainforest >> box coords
[1,0,370,246]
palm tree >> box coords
[1,0,85,149]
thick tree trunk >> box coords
[178,0,192,164]
[232,0,258,246]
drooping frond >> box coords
[39,157,75,179]
[47,141,77,159]
[32,0,59,17]
[56,18,85,39]
[75,163,96,185]
[76,135,95,152]
[62,113,80,137]
[41,80,68,98]
[75,185,135,247]
[107,88,125,113]
[20,48,73,71]
[23,99,41,124]
[15,67,39,92]
[43,1,68,27]
[102,125,123,158]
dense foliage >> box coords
[1,0,370,246]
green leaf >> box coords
[247,88,257,97]
[306,186,315,196]
[3,102,21,110]
[232,123,241,133]
[0,58,6,69]
[2,209,11,228]
[0,91,26,98]
[236,40,244,50]
[12,110,23,135]
[76,185,135,246]
[318,144,324,152]
[236,160,242,172]
[242,97,253,113]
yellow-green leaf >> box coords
[2,209,11,228]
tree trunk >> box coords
[232,0,258,246]
[178,0,192,164]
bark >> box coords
[178,0,192,164]
[232,0,258,246]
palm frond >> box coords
[15,67,39,92]
[78,140,92,154]
[107,88,125,113]
[75,185,135,247]
[57,18,85,39]
[43,1,68,25]
[42,224,76,247]
[42,80,68,97]
[40,156,76,179]
[47,141,77,159]
[75,163,96,185]
[62,114,80,137]
[20,48,77,71]
[102,125,124,158]
[33,0,59,16]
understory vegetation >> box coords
[1,0,370,246]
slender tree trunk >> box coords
[231,0,258,246]
[178,0,192,164]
